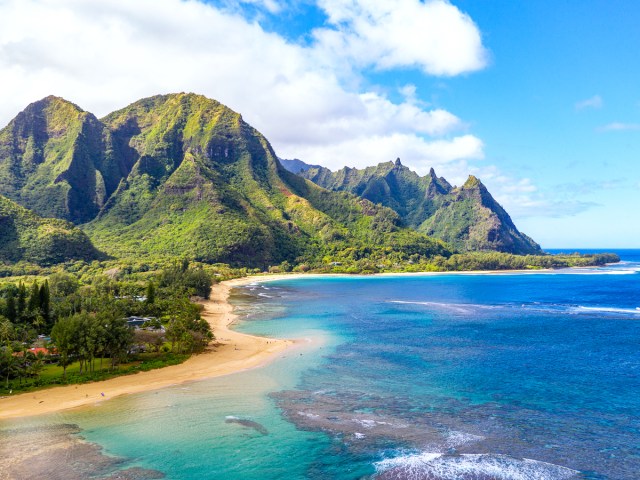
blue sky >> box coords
[0,0,638,247]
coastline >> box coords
[0,278,293,420]
[0,268,557,420]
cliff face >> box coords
[285,159,541,255]
[0,96,130,223]
[0,94,453,267]
[419,176,541,254]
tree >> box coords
[32,314,46,334]
[146,282,156,306]
[102,316,133,370]
[16,283,26,318]
[39,281,50,324]
[133,329,165,353]
[0,346,17,389]
[0,316,14,347]
[51,316,77,379]
[5,295,17,323]
[165,299,213,354]
[28,281,40,313]
[49,272,79,298]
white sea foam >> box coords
[297,411,319,419]
[375,452,579,480]
[352,418,377,429]
[444,430,485,448]
[390,300,640,318]
[389,300,486,314]
[563,268,639,275]
[573,306,640,315]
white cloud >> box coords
[597,122,640,132]
[464,165,598,220]
[281,133,484,173]
[314,0,488,76]
[0,0,486,172]
[575,95,603,110]
[213,0,284,14]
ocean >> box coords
[2,249,639,479]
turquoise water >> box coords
[2,250,640,479]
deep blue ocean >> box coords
[2,250,639,479]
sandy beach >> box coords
[0,269,552,420]
[0,276,293,420]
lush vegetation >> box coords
[0,194,100,265]
[0,96,126,223]
[0,261,213,393]
[1,93,615,277]
[297,251,620,274]
[286,158,542,255]
[420,176,541,255]
[81,93,454,268]
[1,93,548,270]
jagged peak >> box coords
[5,95,93,137]
[29,95,85,113]
[394,157,402,166]
[462,175,483,189]
[136,92,224,109]
[103,93,241,126]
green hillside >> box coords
[0,194,100,265]
[0,96,130,224]
[419,176,540,254]
[287,158,541,255]
[81,94,452,268]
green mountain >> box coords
[420,175,541,254]
[0,96,131,224]
[0,194,100,265]
[279,158,321,174]
[284,158,541,255]
[68,93,451,267]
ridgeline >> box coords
[281,158,541,255]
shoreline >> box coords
[234,269,555,285]
[0,278,292,421]
[0,267,585,420]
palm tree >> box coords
[0,316,14,346]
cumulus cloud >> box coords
[314,0,488,76]
[575,95,603,110]
[281,133,484,173]
[465,166,599,219]
[0,0,488,172]
[597,122,640,132]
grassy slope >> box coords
[0,194,100,265]
[298,161,541,255]
[84,94,452,267]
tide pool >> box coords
[2,250,639,479]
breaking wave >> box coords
[390,300,640,318]
[375,452,581,480]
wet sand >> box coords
[0,277,293,420]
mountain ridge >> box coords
[0,93,541,268]
[0,95,132,224]
[282,158,541,255]
[0,93,454,268]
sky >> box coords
[0,0,638,248]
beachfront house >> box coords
[125,316,165,332]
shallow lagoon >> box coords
[2,250,639,479]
